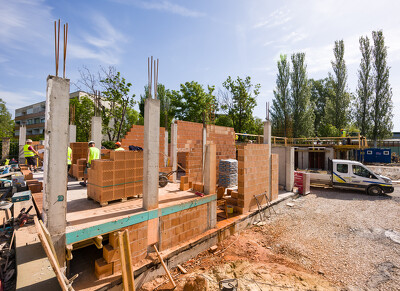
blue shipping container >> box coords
[356,148,391,163]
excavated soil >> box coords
[140,186,400,290]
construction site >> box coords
[1,9,400,291]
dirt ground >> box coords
[140,186,400,291]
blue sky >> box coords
[1,0,400,130]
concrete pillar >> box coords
[164,130,168,167]
[171,122,177,182]
[143,99,160,210]
[18,125,26,164]
[208,201,217,229]
[204,144,216,195]
[43,75,69,267]
[263,121,272,198]
[285,147,294,192]
[91,116,102,148]
[202,127,207,185]
[2,138,10,160]
[69,124,76,143]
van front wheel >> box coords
[367,185,382,196]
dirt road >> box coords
[141,186,400,290]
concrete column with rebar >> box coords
[263,121,272,198]
[69,124,76,143]
[91,116,102,148]
[171,122,177,182]
[43,75,70,267]
[18,125,26,164]
[143,98,160,210]
[2,138,10,160]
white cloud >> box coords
[69,14,126,65]
[114,0,205,18]
[0,0,53,52]
[0,90,40,116]
[253,7,291,29]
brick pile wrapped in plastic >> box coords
[219,159,238,188]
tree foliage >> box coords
[0,99,14,138]
[271,54,291,137]
[354,36,374,137]
[290,53,315,137]
[309,78,334,135]
[325,40,350,130]
[170,81,216,124]
[70,96,94,142]
[221,76,260,134]
[371,30,393,143]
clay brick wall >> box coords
[95,221,148,278]
[271,153,279,201]
[121,124,165,167]
[176,121,236,184]
[70,142,88,164]
[87,151,143,205]
[159,204,208,251]
[206,125,236,182]
[236,144,270,213]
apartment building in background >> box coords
[14,91,90,138]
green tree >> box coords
[309,78,334,135]
[325,40,350,130]
[221,76,260,134]
[100,72,136,141]
[215,115,233,128]
[139,84,175,129]
[0,99,14,137]
[371,30,393,145]
[171,81,216,123]
[354,36,373,137]
[271,54,291,137]
[70,96,94,142]
[290,53,314,137]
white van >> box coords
[329,159,394,195]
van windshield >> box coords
[352,165,377,179]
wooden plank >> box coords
[118,230,135,291]
[39,219,60,267]
[34,216,71,291]
[153,244,176,288]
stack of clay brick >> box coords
[20,168,33,181]
[179,176,203,192]
[159,204,208,250]
[120,124,165,167]
[69,142,88,177]
[72,158,86,180]
[95,221,148,279]
[87,151,143,206]
[26,179,43,217]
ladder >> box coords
[253,192,276,222]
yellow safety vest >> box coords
[115,147,125,151]
[5,159,9,165]
[23,144,35,157]
[67,147,72,165]
[88,147,100,164]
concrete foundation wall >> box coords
[272,146,294,191]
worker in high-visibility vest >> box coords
[4,159,9,166]
[67,146,72,174]
[80,141,100,187]
[114,141,125,151]
[24,139,39,172]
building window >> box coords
[41,118,45,123]
[27,119,33,125]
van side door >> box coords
[351,164,379,190]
